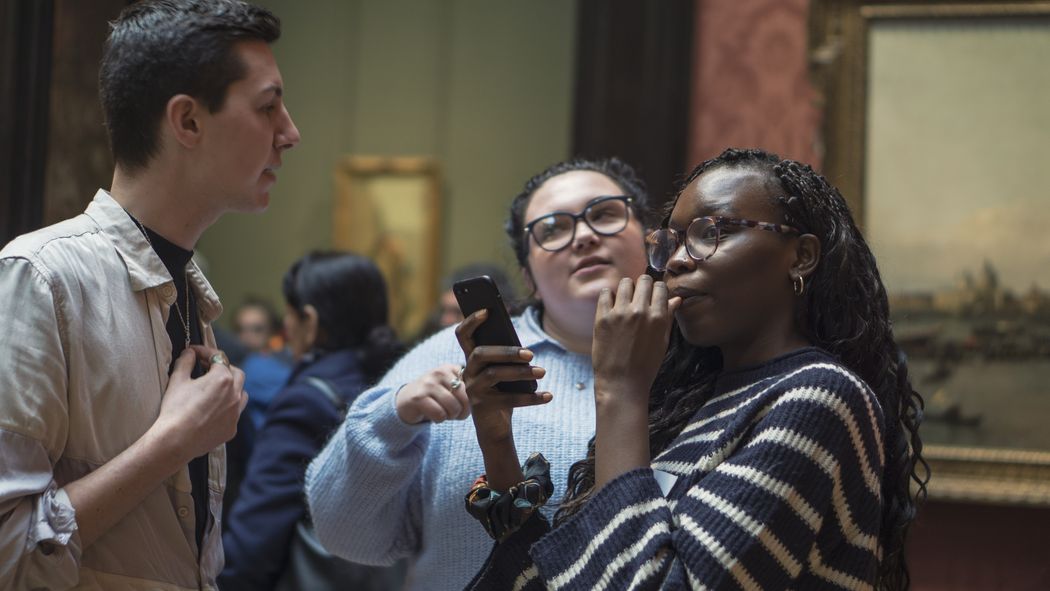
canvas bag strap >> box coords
[304,376,349,417]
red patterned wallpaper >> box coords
[687,0,821,170]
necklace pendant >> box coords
[130,215,194,352]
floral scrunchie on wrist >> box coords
[465,452,553,542]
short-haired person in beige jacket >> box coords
[0,1,300,589]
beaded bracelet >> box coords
[464,452,553,542]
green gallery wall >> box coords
[198,0,577,329]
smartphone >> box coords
[452,275,538,393]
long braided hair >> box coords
[555,148,928,590]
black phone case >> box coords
[452,276,538,393]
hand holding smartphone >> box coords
[453,275,538,394]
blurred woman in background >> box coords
[220,251,404,591]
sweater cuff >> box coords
[530,467,665,576]
[469,512,550,591]
[353,384,430,450]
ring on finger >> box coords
[449,378,462,390]
[210,352,230,367]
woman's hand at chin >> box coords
[591,275,681,488]
[592,275,681,411]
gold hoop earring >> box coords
[792,274,805,296]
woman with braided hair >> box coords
[461,147,928,590]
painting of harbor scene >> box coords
[865,18,1050,453]
[868,175,1050,453]
[885,262,1050,451]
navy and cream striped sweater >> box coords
[469,347,886,590]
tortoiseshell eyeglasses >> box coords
[645,216,799,271]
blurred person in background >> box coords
[223,298,293,521]
[220,251,405,591]
[234,297,294,431]
[416,262,518,342]
[234,297,284,353]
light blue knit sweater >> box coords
[305,308,597,591]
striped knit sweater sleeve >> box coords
[469,348,886,591]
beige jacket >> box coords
[0,190,226,590]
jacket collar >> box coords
[84,189,223,323]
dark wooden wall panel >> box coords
[1,0,123,245]
[0,0,53,245]
[43,0,124,225]
[908,500,1050,590]
[572,0,694,211]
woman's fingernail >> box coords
[519,349,533,360]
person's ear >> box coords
[165,94,203,149]
[302,304,321,349]
[790,233,821,285]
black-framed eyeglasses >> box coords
[523,195,632,253]
[645,216,800,271]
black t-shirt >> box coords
[129,214,210,554]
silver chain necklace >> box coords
[131,217,192,349]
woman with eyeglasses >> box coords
[305,158,651,591]
[463,148,928,590]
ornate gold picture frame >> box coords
[809,0,1050,506]
[332,156,442,340]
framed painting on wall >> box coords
[810,0,1050,505]
[332,156,442,341]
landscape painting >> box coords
[866,16,1050,453]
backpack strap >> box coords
[304,376,349,417]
